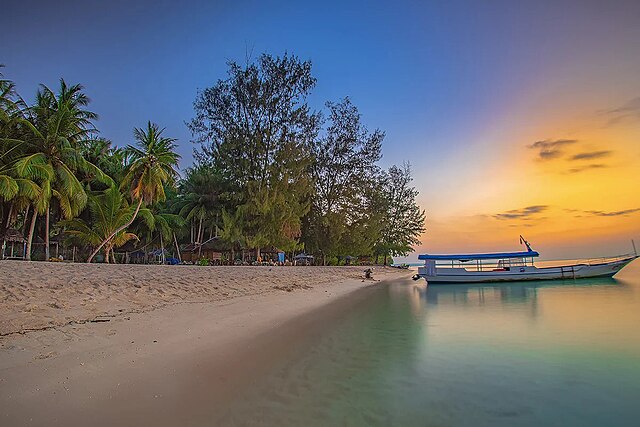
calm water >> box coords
[221,260,640,426]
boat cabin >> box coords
[418,250,540,272]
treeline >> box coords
[0,54,425,265]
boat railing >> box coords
[583,253,636,265]
[432,257,534,272]
[427,253,636,272]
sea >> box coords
[220,259,640,426]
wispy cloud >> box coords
[584,208,640,217]
[493,205,548,220]
[528,139,578,160]
[604,97,640,126]
[567,163,608,173]
[570,150,611,161]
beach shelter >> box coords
[1,228,27,259]
[294,253,314,265]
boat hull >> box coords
[417,257,637,284]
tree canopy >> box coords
[1,53,425,264]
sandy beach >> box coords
[0,261,409,426]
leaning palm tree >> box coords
[86,122,180,262]
[62,186,145,262]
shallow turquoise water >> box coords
[222,260,640,426]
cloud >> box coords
[528,139,578,160]
[567,163,608,173]
[493,205,548,220]
[569,150,611,161]
[604,97,640,125]
[584,208,640,217]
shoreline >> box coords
[0,262,409,425]
[0,261,403,336]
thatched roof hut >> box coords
[1,228,26,243]
[1,228,27,259]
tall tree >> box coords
[0,65,36,236]
[189,53,319,257]
[18,80,109,259]
[375,163,426,263]
[86,121,179,262]
[304,97,384,263]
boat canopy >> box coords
[418,250,539,261]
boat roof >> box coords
[418,250,539,261]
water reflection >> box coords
[417,277,623,307]
[221,261,640,426]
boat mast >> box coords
[519,235,533,252]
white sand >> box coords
[0,261,409,426]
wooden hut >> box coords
[181,237,225,264]
[1,228,27,259]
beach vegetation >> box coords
[0,54,425,264]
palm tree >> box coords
[132,208,184,264]
[86,122,179,262]
[176,165,221,256]
[0,71,54,258]
[62,186,144,262]
[18,80,110,260]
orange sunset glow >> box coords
[412,95,640,260]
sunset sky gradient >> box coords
[2,0,639,259]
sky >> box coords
[2,0,639,260]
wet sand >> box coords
[0,261,408,426]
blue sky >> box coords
[3,0,640,257]
[2,0,610,166]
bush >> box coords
[327,256,339,266]
[198,258,210,266]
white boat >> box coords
[416,237,638,284]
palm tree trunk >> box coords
[22,207,29,236]
[26,207,37,261]
[45,209,50,260]
[173,233,181,262]
[5,202,13,228]
[87,198,143,263]
[197,215,203,258]
[160,233,165,264]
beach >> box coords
[0,261,409,426]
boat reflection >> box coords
[414,277,622,307]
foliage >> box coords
[303,97,385,260]
[86,122,180,262]
[0,53,425,264]
[375,163,426,259]
[61,186,141,262]
[189,53,318,255]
